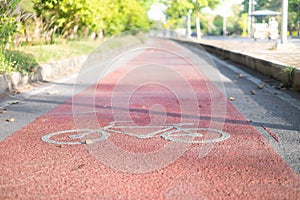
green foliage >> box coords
[0,51,15,74]
[238,13,248,36]
[0,38,104,74]
[241,0,282,13]
[288,0,300,35]
[0,0,24,74]
[0,0,20,14]
[19,38,102,63]
[225,4,243,35]
[282,66,295,88]
[213,15,223,35]
[0,0,21,50]
[0,16,18,49]
[193,0,219,10]
[33,0,90,37]
[32,0,150,38]
[0,0,151,74]
[0,49,37,74]
[165,0,193,20]
[121,0,150,31]
[164,0,219,30]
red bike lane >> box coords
[1,39,300,199]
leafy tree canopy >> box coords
[163,0,219,29]
[0,0,21,49]
[32,0,150,37]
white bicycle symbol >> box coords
[41,121,230,145]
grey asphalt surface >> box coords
[182,42,300,176]
[0,75,76,141]
[0,38,299,177]
[217,57,300,176]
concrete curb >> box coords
[174,39,300,90]
[0,55,87,95]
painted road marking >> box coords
[161,128,230,144]
[41,121,231,145]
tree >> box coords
[289,0,300,35]
[0,0,20,49]
[33,0,93,39]
[32,0,150,39]
[242,0,282,13]
[11,0,39,43]
[193,0,219,39]
[164,0,194,29]
[163,0,219,39]
[103,0,149,34]
[242,0,300,36]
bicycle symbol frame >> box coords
[41,121,230,145]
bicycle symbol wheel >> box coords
[161,128,230,144]
[41,129,109,145]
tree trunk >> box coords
[187,10,191,38]
[50,25,57,43]
[33,14,41,41]
[223,16,227,36]
[84,27,89,37]
[24,25,29,42]
[196,11,201,40]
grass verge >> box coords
[0,38,103,74]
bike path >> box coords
[1,39,300,199]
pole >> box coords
[223,16,227,36]
[196,11,201,40]
[281,0,288,44]
[187,9,191,38]
[248,0,252,37]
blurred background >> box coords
[0,0,299,74]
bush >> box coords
[0,50,37,74]
[0,51,14,74]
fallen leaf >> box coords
[24,84,32,89]
[6,117,15,122]
[47,90,59,95]
[251,90,256,95]
[71,164,85,171]
[84,139,93,145]
[258,83,265,89]
[7,100,19,105]
[12,90,20,95]
[229,97,235,101]
[236,73,244,78]
[0,108,7,114]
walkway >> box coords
[199,36,300,69]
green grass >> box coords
[19,39,103,63]
[0,38,103,74]
[0,32,147,74]
[282,66,296,88]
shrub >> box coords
[0,49,37,74]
